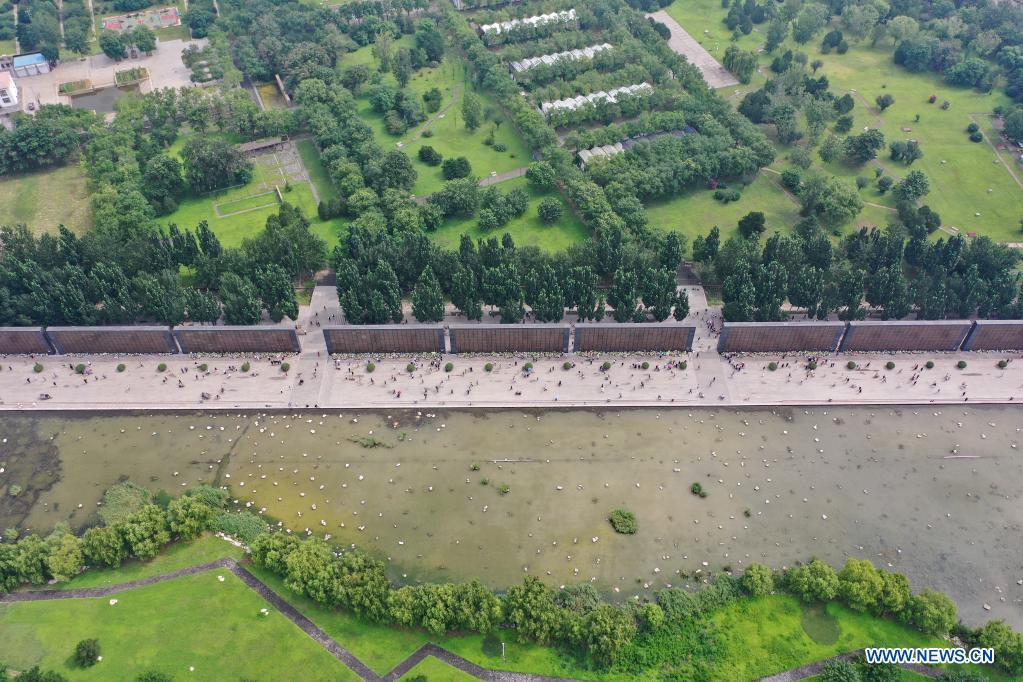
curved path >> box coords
[0,558,578,682]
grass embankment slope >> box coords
[655,0,1022,243]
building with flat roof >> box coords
[0,72,17,110]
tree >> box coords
[792,4,828,43]
[887,16,919,45]
[141,153,185,211]
[876,571,912,617]
[181,138,253,193]
[418,146,442,166]
[672,289,690,321]
[451,267,483,321]
[184,288,221,324]
[974,620,1023,675]
[46,533,84,582]
[392,48,412,87]
[525,161,557,190]
[738,211,766,238]
[219,273,262,325]
[723,261,756,322]
[81,526,127,568]
[461,92,482,131]
[844,129,886,164]
[608,268,639,322]
[799,175,864,225]
[838,558,883,612]
[893,170,930,204]
[1004,110,1023,143]
[504,576,561,644]
[73,639,101,668]
[819,660,859,682]
[411,266,444,322]
[907,589,957,635]
[819,134,843,164]
[127,25,156,54]
[253,265,298,323]
[743,563,774,596]
[723,45,758,84]
[834,93,855,115]
[788,559,839,602]
[537,197,562,224]
[119,504,171,560]
[167,495,216,540]
[442,157,471,180]
[99,30,126,61]
[586,604,636,667]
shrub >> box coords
[638,602,665,631]
[641,361,650,370]
[211,510,268,544]
[967,122,980,133]
[846,361,856,370]
[493,142,507,152]
[969,131,984,143]
[768,362,778,371]
[241,361,251,372]
[157,363,167,372]
[537,197,562,224]
[198,363,208,372]
[885,361,895,370]
[563,361,574,370]
[743,563,774,596]
[116,363,126,373]
[470,463,480,471]
[998,359,1008,369]
[608,508,637,534]
[855,176,869,189]
[907,588,958,635]
[406,363,416,373]
[523,362,533,371]
[280,362,290,373]
[442,156,471,180]
[421,129,434,138]
[498,484,510,495]
[484,362,493,372]
[444,362,454,372]
[690,482,706,497]
[418,145,442,166]
[74,363,86,374]
[925,360,934,369]
[99,481,153,525]
[600,361,612,371]
[819,660,858,682]
[33,362,44,373]
[957,360,967,369]
[74,638,101,667]
[679,360,687,370]
[807,360,818,370]
[366,362,375,373]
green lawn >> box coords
[159,133,345,249]
[35,535,244,592]
[256,82,289,110]
[0,164,93,235]
[662,0,1023,242]
[343,42,533,198]
[431,177,589,252]
[297,138,339,202]
[398,656,477,681]
[0,571,359,681]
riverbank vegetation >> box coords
[1,484,1020,681]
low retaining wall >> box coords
[323,326,445,354]
[718,322,846,353]
[449,325,569,353]
[575,324,695,352]
[840,321,972,352]
[0,327,54,354]
[961,320,1023,351]
[45,326,178,354]
[174,327,300,353]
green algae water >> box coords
[0,407,1020,627]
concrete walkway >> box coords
[646,10,738,89]
[1,558,580,682]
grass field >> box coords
[0,164,92,235]
[0,571,358,681]
[430,177,589,252]
[1,537,1011,682]
[342,41,533,198]
[398,656,477,681]
[160,133,346,249]
[662,0,1023,243]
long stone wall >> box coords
[45,326,178,354]
[0,328,54,355]
[575,324,695,352]
[961,320,1023,351]
[449,325,569,353]
[323,326,445,354]
[839,321,972,352]
[718,322,846,353]
[174,327,300,354]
